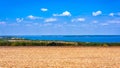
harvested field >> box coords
[0,46,120,68]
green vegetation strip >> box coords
[0,39,120,46]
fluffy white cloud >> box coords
[92,11,102,16]
[16,18,24,22]
[109,13,114,16]
[71,18,85,22]
[41,8,48,12]
[0,21,6,25]
[77,18,85,21]
[27,15,41,20]
[53,11,71,16]
[44,18,57,23]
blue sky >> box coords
[0,0,120,35]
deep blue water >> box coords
[14,35,120,43]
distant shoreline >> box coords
[0,35,120,43]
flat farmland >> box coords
[0,46,120,68]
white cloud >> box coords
[27,15,41,20]
[92,20,98,23]
[16,18,24,23]
[0,21,6,25]
[53,11,71,16]
[108,20,120,24]
[100,20,120,26]
[101,23,109,26]
[109,13,114,16]
[92,11,102,16]
[41,8,48,12]
[77,18,85,22]
[71,18,85,22]
[44,18,57,23]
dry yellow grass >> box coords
[0,46,120,68]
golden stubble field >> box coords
[0,46,120,68]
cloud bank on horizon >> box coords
[0,0,120,35]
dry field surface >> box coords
[0,46,120,68]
